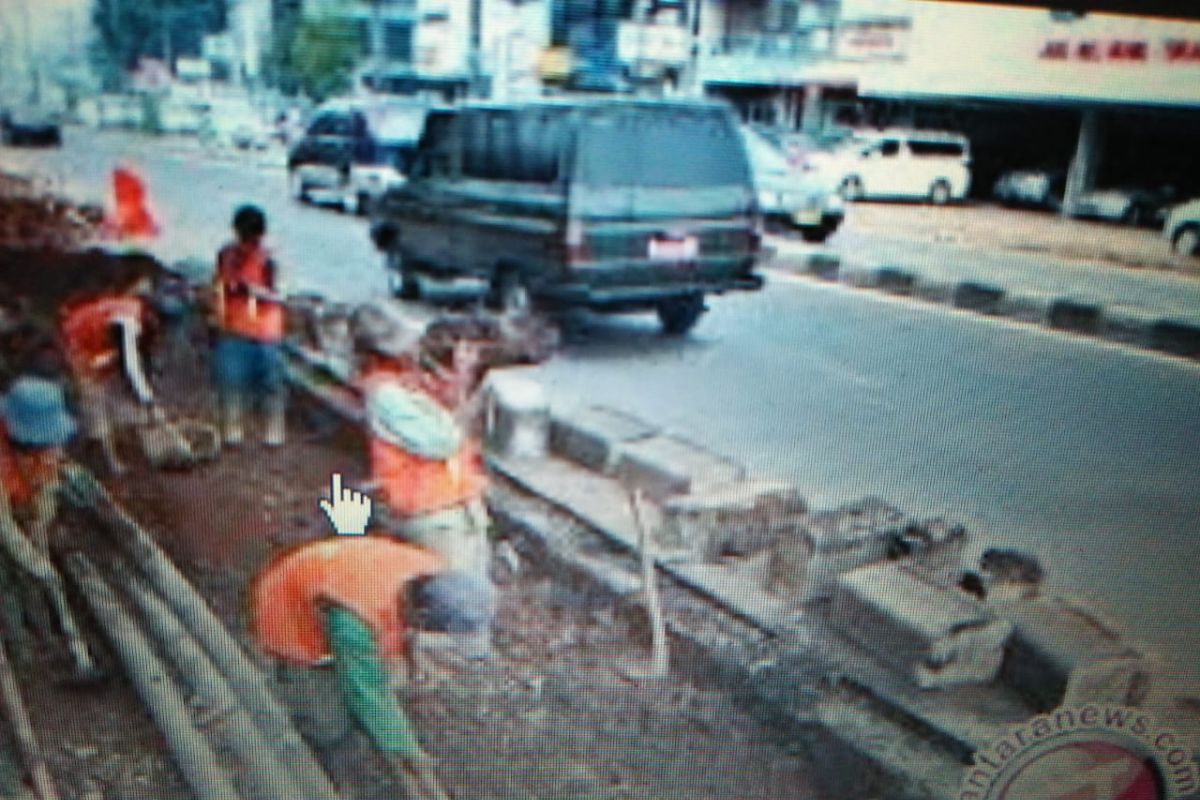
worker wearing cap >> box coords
[212,205,287,447]
[0,376,101,679]
[58,263,160,474]
[250,475,493,799]
[350,316,492,591]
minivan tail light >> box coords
[565,219,590,264]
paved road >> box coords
[7,129,1200,676]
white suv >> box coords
[821,129,972,205]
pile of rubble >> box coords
[0,173,101,251]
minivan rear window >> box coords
[909,140,965,157]
[577,108,748,188]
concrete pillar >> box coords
[1062,109,1105,217]
[800,83,823,134]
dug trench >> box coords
[0,308,822,800]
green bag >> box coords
[324,606,421,756]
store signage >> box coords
[1039,37,1200,63]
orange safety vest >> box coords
[357,365,486,519]
[249,537,444,665]
[107,167,158,241]
[215,242,285,343]
[0,424,60,512]
[59,295,145,381]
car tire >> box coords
[1121,204,1147,227]
[387,252,421,300]
[800,225,831,244]
[839,176,864,202]
[929,180,952,206]
[487,268,531,314]
[657,293,705,335]
[1173,225,1200,257]
[289,170,310,204]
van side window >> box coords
[513,112,563,184]
[879,139,901,157]
[909,140,965,157]
[307,113,335,136]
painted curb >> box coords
[773,253,1200,363]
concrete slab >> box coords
[831,562,1011,687]
[548,405,658,473]
[613,434,745,501]
[661,480,807,560]
[996,598,1148,711]
[785,497,905,601]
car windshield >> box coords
[741,127,791,174]
[577,106,749,188]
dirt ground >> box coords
[3,324,820,800]
[844,201,1199,273]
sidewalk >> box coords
[769,216,1200,360]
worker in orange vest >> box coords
[0,376,101,680]
[58,262,160,474]
[212,205,287,446]
[250,474,493,799]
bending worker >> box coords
[0,376,101,680]
[58,262,160,474]
[249,474,493,800]
[212,205,287,447]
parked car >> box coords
[817,129,972,205]
[199,101,271,150]
[993,168,1174,227]
[0,109,61,147]
[993,169,1066,209]
[1163,199,1200,256]
[288,99,431,215]
[370,98,764,334]
[741,125,843,242]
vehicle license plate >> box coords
[649,236,699,260]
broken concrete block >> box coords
[830,561,1012,687]
[549,406,657,473]
[483,373,549,459]
[660,480,807,560]
[996,598,1148,711]
[889,517,969,588]
[613,435,745,502]
[773,498,905,600]
[979,548,1044,602]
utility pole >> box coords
[17,0,39,106]
[469,0,484,96]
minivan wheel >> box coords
[1174,226,1200,257]
[289,171,310,204]
[839,176,864,202]
[488,269,531,314]
[929,180,952,206]
[657,293,705,335]
[387,252,420,300]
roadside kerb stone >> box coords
[660,480,807,561]
[840,264,883,289]
[911,277,956,305]
[831,561,1013,689]
[613,434,745,502]
[952,281,1006,314]
[1047,298,1103,334]
[778,497,905,601]
[875,267,917,296]
[483,372,550,459]
[548,405,658,474]
[1151,320,1200,358]
[1101,305,1159,348]
[995,597,1150,712]
[806,253,841,281]
[992,291,1052,325]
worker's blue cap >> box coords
[2,377,76,448]
[409,572,495,634]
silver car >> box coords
[742,126,843,243]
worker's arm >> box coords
[114,318,155,405]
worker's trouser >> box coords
[77,375,151,445]
[323,606,421,756]
[391,499,491,585]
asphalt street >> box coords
[5,129,1199,677]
